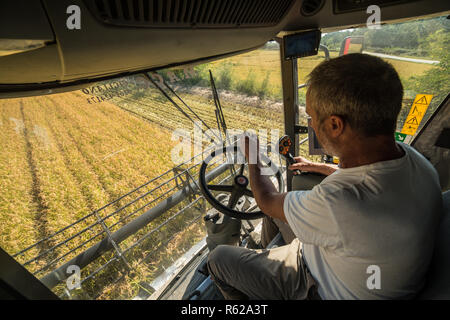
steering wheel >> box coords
[199,145,284,220]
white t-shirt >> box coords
[284,142,443,300]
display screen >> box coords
[284,30,321,60]
[307,118,326,155]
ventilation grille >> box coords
[87,0,295,28]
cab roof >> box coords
[0,0,449,97]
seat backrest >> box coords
[417,190,450,299]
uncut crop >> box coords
[0,93,178,268]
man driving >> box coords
[206,53,443,300]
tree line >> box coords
[321,16,448,57]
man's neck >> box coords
[337,135,405,169]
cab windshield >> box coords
[0,14,448,299]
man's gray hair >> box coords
[306,53,403,136]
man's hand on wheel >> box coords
[239,132,288,223]
[239,133,260,164]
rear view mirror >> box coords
[339,36,365,56]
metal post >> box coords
[278,37,299,191]
[93,210,131,272]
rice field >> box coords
[0,93,179,263]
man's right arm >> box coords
[288,156,338,176]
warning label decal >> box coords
[401,94,433,136]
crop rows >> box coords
[0,90,240,299]
[0,93,179,267]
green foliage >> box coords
[156,64,210,88]
[405,29,450,112]
[234,69,257,96]
[216,62,233,90]
[321,16,448,58]
[321,31,349,51]
[257,71,271,99]
[191,64,210,86]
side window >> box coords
[300,15,449,144]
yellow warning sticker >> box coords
[401,94,433,135]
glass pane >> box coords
[299,15,449,143]
[0,43,286,299]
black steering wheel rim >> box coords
[199,145,284,220]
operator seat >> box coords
[417,190,450,299]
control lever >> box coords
[277,135,305,175]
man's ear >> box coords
[328,115,345,137]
